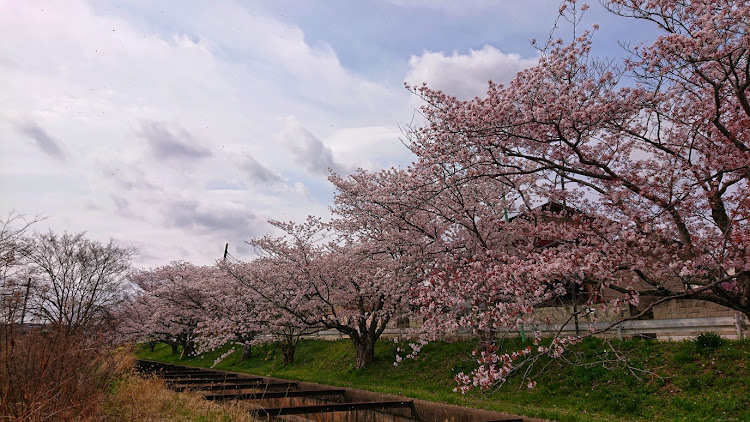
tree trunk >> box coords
[739,272,749,309]
[170,343,179,355]
[240,344,252,362]
[182,342,195,358]
[149,341,156,352]
[353,336,376,369]
[280,339,296,365]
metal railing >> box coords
[299,315,748,341]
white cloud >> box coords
[0,0,412,267]
[405,45,538,100]
[326,126,408,171]
[279,116,348,176]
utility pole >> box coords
[20,277,31,324]
[223,243,229,261]
[572,284,580,336]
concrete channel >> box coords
[137,360,540,422]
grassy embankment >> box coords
[137,335,750,422]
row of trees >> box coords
[121,0,749,391]
[5,0,747,398]
[118,216,413,369]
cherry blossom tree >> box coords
[236,217,413,369]
[194,267,264,362]
[409,0,750,316]
[126,261,213,358]
[331,143,573,386]
[123,258,311,364]
[332,0,750,390]
[220,259,312,365]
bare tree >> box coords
[21,231,136,334]
[0,212,42,325]
[2,219,132,420]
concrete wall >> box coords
[309,299,746,342]
[528,304,628,324]
[652,299,736,320]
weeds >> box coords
[693,332,724,351]
[100,374,258,421]
[0,325,127,421]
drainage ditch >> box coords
[137,360,532,422]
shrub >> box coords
[693,332,724,350]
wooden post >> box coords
[735,313,744,340]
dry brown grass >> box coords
[100,374,259,421]
[0,326,125,421]
[1,329,257,422]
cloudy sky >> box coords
[0,0,658,267]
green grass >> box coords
[137,336,750,422]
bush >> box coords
[693,332,724,350]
